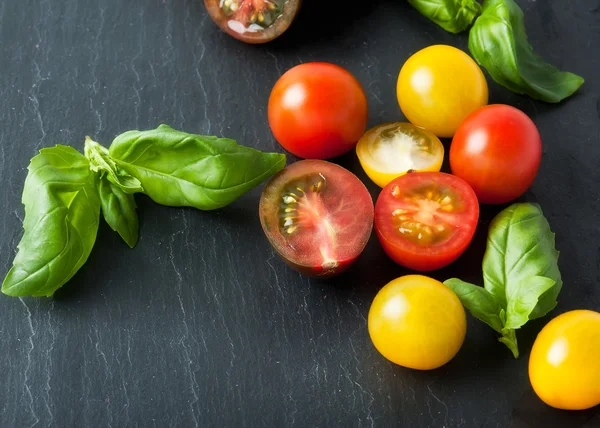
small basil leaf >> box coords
[483,203,561,321]
[469,0,584,102]
[108,124,286,210]
[2,146,101,297]
[408,0,482,34]
[504,276,555,330]
[445,279,503,333]
[98,177,139,248]
[84,137,143,194]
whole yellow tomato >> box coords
[529,310,600,410]
[397,45,488,138]
[368,275,466,370]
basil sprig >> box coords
[2,125,286,297]
[445,203,562,358]
[408,0,584,102]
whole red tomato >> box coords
[268,62,368,159]
[450,104,542,204]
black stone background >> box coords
[0,1,599,427]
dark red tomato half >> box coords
[260,160,374,277]
[375,172,479,271]
[205,0,301,44]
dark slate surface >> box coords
[0,0,599,427]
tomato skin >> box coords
[204,0,301,44]
[529,310,600,410]
[375,172,479,271]
[450,104,542,204]
[397,45,488,138]
[368,275,466,370]
[268,63,368,159]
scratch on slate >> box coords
[19,298,40,428]
[427,383,449,426]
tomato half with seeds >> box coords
[260,160,374,277]
[356,122,444,188]
[205,0,300,44]
[375,172,479,271]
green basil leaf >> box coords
[483,203,562,320]
[444,279,503,333]
[469,0,584,102]
[498,328,519,358]
[504,276,555,330]
[108,124,286,210]
[84,137,143,194]
[98,177,139,248]
[408,0,482,34]
[2,146,101,297]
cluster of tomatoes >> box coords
[263,45,541,275]
[258,44,600,411]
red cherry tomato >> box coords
[259,160,373,277]
[375,172,479,271]
[450,104,542,204]
[268,63,368,159]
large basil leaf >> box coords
[2,146,101,297]
[85,137,143,194]
[408,0,482,34]
[108,124,286,210]
[445,203,561,358]
[483,203,561,321]
[98,177,139,248]
[469,0,584,102]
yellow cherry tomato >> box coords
[356,122,444,188]
[529,310,600,410]
[397,45,488,138]
[368,275,466,370]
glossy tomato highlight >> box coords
[268,63,368,159]
[259,160,373,277]
[375,172,479,271]
[205,0,301,44]
[450,104,542,204]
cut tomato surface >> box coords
[356,122,444,188]
[375,172,479,271]
[205,0,300,44]
[260,160,374,277]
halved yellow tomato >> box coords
[356,123,444,188]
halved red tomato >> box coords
[259,160,374,277]
[375,172,479,271]
[205,0,301,44]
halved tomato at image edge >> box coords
[375,172,479,271]
[260,160,374,277]
[205,0,301,44]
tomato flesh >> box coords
[375,172,479,271]
[268,63,368,159]
[260,160,374,277]
[356,122,444,188]
[205,0,300,44]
